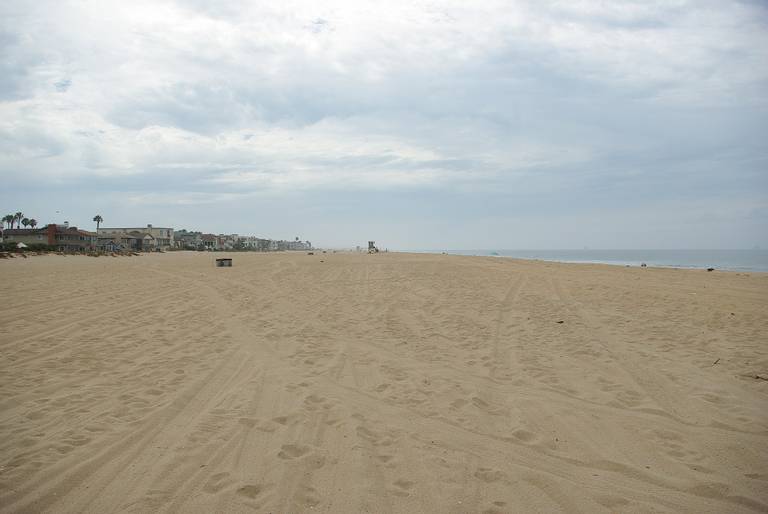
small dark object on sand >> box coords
[707,267,715,272]
[556,320,564,324]
[640,263,647,267]
[308,252,314,255]
[711,358,720,366]
[215,258,232,267]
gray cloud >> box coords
[54,78,71,92]
[0,0,766,248]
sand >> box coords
[0,251,766,513]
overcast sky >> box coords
[1,0,766,249]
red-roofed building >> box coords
[3,224,96,251]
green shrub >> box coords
[0,242,55,252]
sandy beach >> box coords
[1,251,766,513]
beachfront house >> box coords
[174,230,203,249]
[3,224,96,251]
[96,231,155,251]
[99,240,125,252]
[287,239,312,251]
[201,234,219,250]
[2,227,49,246]
[240,236,262,250]
[97,224,174,250]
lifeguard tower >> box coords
[368,241,379,254]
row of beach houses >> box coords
[1,222,312,253]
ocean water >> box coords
[432,249,768,273]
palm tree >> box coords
[21,218,30,228]
[14,212,23,229]
[29,219,37,229]
[92,215,103,249]
[3,214,14,229]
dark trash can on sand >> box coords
[215,258,233,267]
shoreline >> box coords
[405,249,768,274]
[4,248,767,274]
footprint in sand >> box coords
[450,398,468,409]
[236,484,262,499]
[238,417,257,428]
[272,415,290,425]
[203,472,234,494]
[511,429,538,444]
[278,444,311,459]
[295,484,320,508]
[390,479,415,497]
[475,468,507,483]
[471,396,493,410]
[595,495,630,509]
[304,394,331,410]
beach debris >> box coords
[755,375,768,381]
[556,320,564,324]
[707,267,715,272]
[308,252,314,255]
[710,358,720,366]
[215,258,233,267]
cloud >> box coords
[54,79,71,93]
[0,0,766,247]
